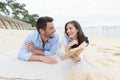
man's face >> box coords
[44,22,56,38]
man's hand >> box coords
[25,42,44,55]
[40,56,58,64]
[25,42,37,53]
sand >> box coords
[84,35,120,80]
[0,29,31,53]
[0,29,120,80]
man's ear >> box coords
[39,29,44,34]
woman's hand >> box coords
[70,55,80,62]
[68,39,78,47]
[70,48,84,62]
[65,39,78,52]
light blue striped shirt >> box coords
[19,30,59,56]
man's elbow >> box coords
[17,52,32,61]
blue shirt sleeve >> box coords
[19,35,31,53]
[18,32,33,61]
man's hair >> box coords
[36,16,53,33]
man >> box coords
[18,16,59,64]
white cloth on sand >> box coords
[0,50,97,80]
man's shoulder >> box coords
[28,30,38,36]
[27,30,39,39]
[30,30,38,34]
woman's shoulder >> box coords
[58,35,70,48]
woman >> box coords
[58,20,89,62]
[57,20,97,77]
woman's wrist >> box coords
[65,45,71,52]
[68,43,72,47]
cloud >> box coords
[17,0,120,26]
[17,0,119,15]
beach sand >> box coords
[84,35,120,80]
[0,29,31,54]
[0,29,120,80]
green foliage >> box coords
[0,0,39,27]
[22,14,39,27]
[0,2,10,15]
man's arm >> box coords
[25,42,44,55]
[25,35,59,56]
[25,41,58,64]
[29,54,57,64]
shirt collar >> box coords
[38,34,53,42]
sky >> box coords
[16,0,120,27]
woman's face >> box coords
[66,23,78,39]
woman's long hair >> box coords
[65,20,85,48]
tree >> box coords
[0,1,9,15]
[10,2,27,19]
[0,0,39,27]
[22,13,39,27]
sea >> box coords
[56,26,120,37]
